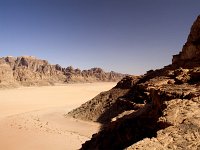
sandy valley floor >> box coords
[0,82,116,150]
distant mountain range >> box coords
[0,56,126,88]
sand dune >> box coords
[0,82,116,150]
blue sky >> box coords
[0,0,199,74]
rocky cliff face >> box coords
[172,15,200,67]
[0,56,124,88]
[68,16,200,149]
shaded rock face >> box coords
[173,15,200,67]
[0,64,16,88]
[0,56,125,88]
[128,97,200,150]
[67,16,200,149]
[80,71,200,150]
[68,76,140,123]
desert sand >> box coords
[0,82,116,150]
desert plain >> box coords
[0,82,116,150]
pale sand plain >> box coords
[0,82,116,150]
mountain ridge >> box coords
[0,56,125,88]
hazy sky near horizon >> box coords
[0,0,199,75]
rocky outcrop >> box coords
[0,56,125,88]
[172,15,200,67]
[128,97,200,150]
[68,76,140,123]
[67,16,200,149]
[79,69,200,150]
[0,63,17,88]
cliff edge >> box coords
[172,15,200,67]
[68,15,200,150]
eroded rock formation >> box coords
[172,15,200,67]
[68,15,200,149]
[68,76,140,123]
[0,56,125,88]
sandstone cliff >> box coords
[0,56,125,88]
[172,15,200,67]
[68,15,200,149]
